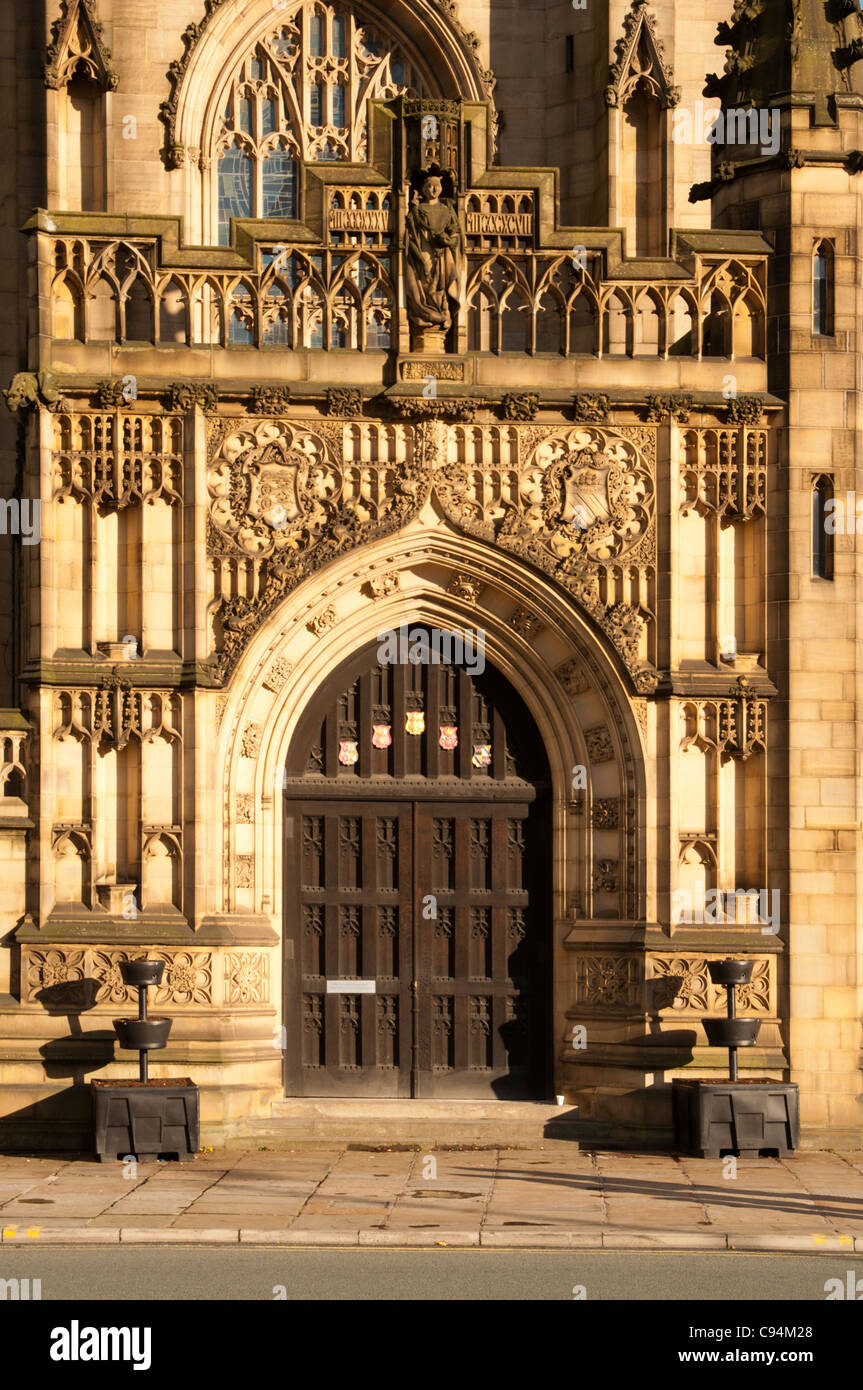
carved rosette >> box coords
[224,952,270,1005]
[648,955,772,1015]
[571,953,640,1008]
[22,946,213,1005]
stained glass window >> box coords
[366,300,392,350]
[263,151,298,219]
[218,146,252,246]
[229,287,254,345]
[213,7,431,241]
[263,288,291,345]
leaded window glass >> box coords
[213,3,432,239]
[263,149,298,219]
[218,146,252,247]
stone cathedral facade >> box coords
[0,0,859,1148]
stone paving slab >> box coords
[0,1147,861,1250]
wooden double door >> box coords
[282,631,552,1099]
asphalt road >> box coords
[1,1248,861,1300]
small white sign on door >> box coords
[326,979,376,994]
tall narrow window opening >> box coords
[812,475,835,580]
[812,240,833,336]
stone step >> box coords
[216,1098,587,1149]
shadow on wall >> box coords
[0,979,115,1152]
[544,981,699,1146]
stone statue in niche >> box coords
[405,174,465,352]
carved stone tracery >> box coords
[206,417,658,688]
[606,1,680,108]
[681,427,767,522]
[435,423,657,688]
[44,0,119,92]
[23,945,212,1005]
[680,685,766,761]
[649,955,771,1014]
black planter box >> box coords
[673,1078,800,1158]
[91,1079,199,1163]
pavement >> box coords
[0,1146,862,1251]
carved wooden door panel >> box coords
[285,801,414,1097]
[283,631,551,1100]
[414,800,548,1098]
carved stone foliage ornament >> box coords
[207,419,429,680]
[241,722,263,758]
[644,393,693,423]
[23,946,212,1005]
[365,571,401,600]
[309,607,338,636]
[435,425,657,687]
[573,393,610,423]
[326,388,364,418]
[555,660,590,696]
[167,382,218,414]
[648,955,771,1015]
[572,953,639,1008]
[585,725,614,762]
[502,393,539,422]
[725,394,764,425]
[263,656,294,693]
[224,952,270,1005]
[250,385,291,415]
[206,418,655,687]
[390,397,477,422]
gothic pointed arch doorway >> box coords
[282,626,552,1099]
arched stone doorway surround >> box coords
[213,510,651,1107]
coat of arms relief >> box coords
[434,426,657,689]
[205,419,657,689]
